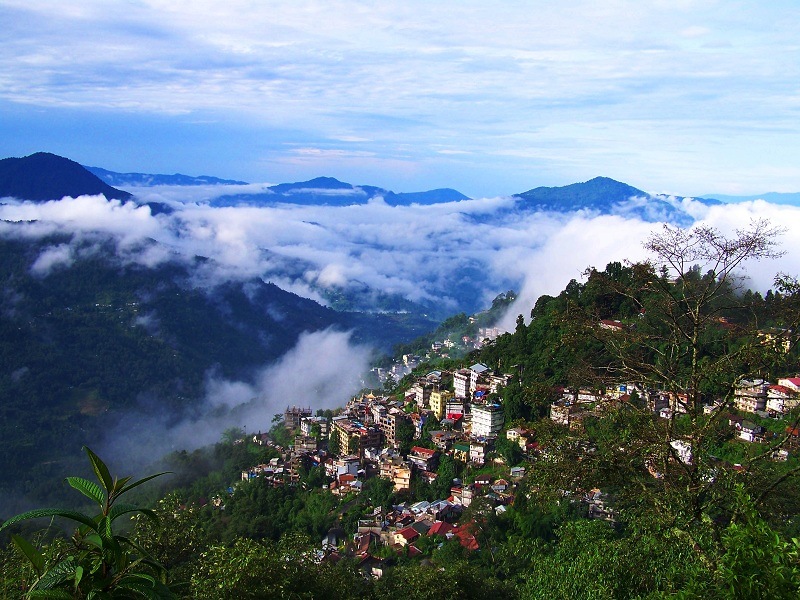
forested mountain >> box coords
[2,224,800,598]
[0,153,131,201]
[211,176,469,207]
[0,234,434,511]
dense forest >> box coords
[2,222,800,598]
[0,233,435,512]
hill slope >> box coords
[0,152,131,201]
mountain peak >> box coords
[0,152,131,201]
[514,177,647,212]
[270,176,355,193]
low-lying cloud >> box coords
[98,328,372,468]
[3,188,800,332]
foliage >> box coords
[0,446,174,598]
[190,534,368,600]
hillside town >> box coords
[226,344,800,578]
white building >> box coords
[471,403,504,438]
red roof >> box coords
[428,521,455,537]
[770,384,795,395]
[453,524,480,551]
[411,446,437,457]
[397,526,420,542]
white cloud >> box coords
[3,185,800,336]
[98,328,371,464]
[30,243,74,275]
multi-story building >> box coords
[331,418,382,456]
[409,381,432,408]
[767,384,800,414]
[300,415,329,438]
[379,456,411,492]
[471,403,504,438]
[430,389,454,420]
[407,446,439,472]
[375,406,409,449]
[734,379,768,413]
[284,406,312,429]
[453,369,471,399]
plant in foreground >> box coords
[0,446,175,598]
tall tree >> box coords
[531,220,800,572]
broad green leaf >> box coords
[10,533,45,574]
[111,476,132,498]
[65,476,105,507]
[33,557,75,590]
[84,446,113,493]
[1,508,97,532]
[117,471,172,496]
[108,502,148,523]
[74,565,84,590]
[27,590,74,599]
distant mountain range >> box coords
[0,151,764,216]
[85,165,248,187]
[211,176,470,207]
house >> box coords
[734,379,768,413]
[767,384,800,415]
[420,470,438,485]
[550,401,579,426]
[739,421,765,443]
[470,442,487,465]
[392,526,420,547]
[669,440,693,465]
[408,446,440,472]
[599,319,624,332]
[452,523,480,551]
[452,442,470,463]
[427,520,455,537]
[778,377,800,392]
[491,478,509,493]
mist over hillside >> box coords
[4,154,800,513]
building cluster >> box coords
[234,358,798,575]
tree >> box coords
[395,416,415,455]
[327,430,341,458]
[576,221,797,566]
[0,447,174,598]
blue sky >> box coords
[2,1,799,197]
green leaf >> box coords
[108,503,152,523]
[10,534,46,574]
[1,508,98,532]
[27,590,74,599]
[74,565,84,590]
[117,471,171,497]
[66,476,106,507]
[32,557,75,590]
[84,446,113,494]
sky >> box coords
[2,1,800,198]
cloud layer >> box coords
[4,188,800,331]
